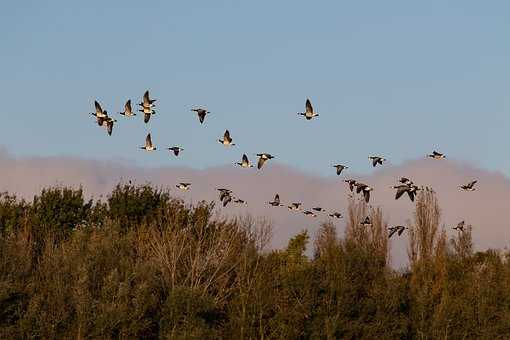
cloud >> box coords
[1,148,509,267]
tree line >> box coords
[0,183,509,339]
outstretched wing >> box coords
[242,154,249,164]
[107,121,113,136]
[372,158,378,167]
[94,100,103,115]
[224,129,231,141]
[125,100,132,112]
[388,228,398,238]
[274,194,280,204]
[146,133,152,148]
[257,157,266,169]
[143,90,150,105]
[144,113,150,123]
[407,190,415,202]
[305,99,313,113]
[395,187,407,200]
[363,190,370,203]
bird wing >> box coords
[143,90,150,105]
[336,166,342,175]
[198,111,206,123]
[397,227,405,236]
[173,149,179,156]
[107,121,113,136]
[94,100,103,115]
[274,194,280,204]
[395,187,407,200]
[125,100,132,112]
[144,113,150,123]
[433,151,440,156]
[372,158,378,167]
[388,228,398,238]
[469,180,477,187]
[224,130,231,141]
[242,154,249,165]
[257,157,266,169]
[305,99,313,113]
[146,133,152,148]
[407,190,415,202]
[363,190,370,203]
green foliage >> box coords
[0,185,510,338]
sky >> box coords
[2,1,510,176]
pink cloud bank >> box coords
[1,149,509,266]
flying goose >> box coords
[329,212,343,219]
[222,193,232,207]
[303,211,317,217]
[428,151,446,159]
[139,106,155,123]
[256,153,275,169]
[298,99,319,120]
[460,180,477,191]
[91,100,107,118]
[268,194,283,207]
[392,184,415,202]
[138,90,156,108]
[312,207,325,212]
[219,130,235,146]
[369,156,386,167]
[105,117,117,136]
[360,216,372,227]
[233,198,248,205]
[355,182,373,203]
[119,100,135,117]
[388,225,407,238]
[344,179,357,192]
[452,221,465,231]
[140,133,156,151]
[191,108,210,124]
[288,202,302,211]
[333,164,348,175]
[236,154,253,168]
[217,188,232,202]
[176,182,191,191]
[167,146,184,157]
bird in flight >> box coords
[460,180,477,191]
[256,153,275,169]
[452,221,465,231]
[369,156,386,167]
[139,90,156,109]
[428,150,446,159]
[268,194,283,207]
[360,216,372,227]
[236,154,253,168]
[140,133,156,151]
[91,100,108,118]
[329,212,343,219]
[288,202,302,211]
[176,183,191,191]
[355,182,373,203]
[388,225,407,238]
[344,179,357,192]
[167,146,184,157]
[233,198,248,205]
[303,210,317,217]
[191,108,210,124]
[219,130,235,146]
[312,207,325,212]
[392,184,415,202]
[119,100,135,117]
[333,164,348,175]
[298,99,319,120]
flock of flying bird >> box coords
[90,92,477,239]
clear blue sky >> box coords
[2,0,510,176]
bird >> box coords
[312,207,325,212]
[191,108,210,124]
[233,198,248,205]
[388,225,407,238]
[222,193,232,207]
[139,106,155,124]
[176,183,191,191]
[329,212,343,219]
[399,177,413,186]
[392,184,415,202]
[268,194,283,207]
[355,182,373,203]
[460,180,477,191]
[91,100,107,118]
[105,117,117,136]
[303,211,317,217]
[344,179,357,192]
[119,100,135,117]
[140,133,156,151]
[138,90,156,109]
[298,99,319,120]
[256,153,275,169]
[167,146,184,157]
[428,151,446,159]
[288,202,302,211]
[236,154,253,168]
[219,130,235,146]
[453,221,465,231]
[369,156,386,167]
[333,164,348,175]
[360,216,372,227]
[217,188,232,202]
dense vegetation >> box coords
[1,183,509,339]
